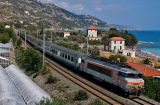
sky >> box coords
[39,0,160,30]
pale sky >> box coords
[39,0,160,30]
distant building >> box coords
[108,37,125,53]
[123,49,136,58]
[5,25,10,29]
[87,26,101,41]
[64,31,71,38]
[25,11,30,16]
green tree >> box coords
[0,22,17,44]
[89,47,100,58]
[109,28,118,34]
[124,34,138,48]
[0,33,10,43]
[22,48,43,72]
[144,77,160,101]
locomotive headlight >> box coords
[127,85,132,89]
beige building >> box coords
[64,31,71,38]
[87,26,101,41]
[123,49,136,58]
[109,37,125,53]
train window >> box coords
[51,49,55,53]
[119,72,126,77]
[71,57,74,62]
[126,73,142,78]
[62,53,64,57]
[65,54,68,59]
[68,55,70,60]
[87,63,112,77]
[127,74,135,78]
[60,52,63,57]
[138,74,143,78]
[55,51,58,54]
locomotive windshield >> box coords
[119,72,143,78]
[126,73,143,78]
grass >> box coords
[46,75,59,84]
[57,84,69,92]
[91,99,103,105]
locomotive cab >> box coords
[118,68,144,97]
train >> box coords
[20,33,144,97]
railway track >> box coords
[20,35,160,105]
[132,96,160,105]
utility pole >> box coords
[43,32,46,66]
[86,35,89,56]
[25,30,27,49]
[37,29,39,45]
[51,31,52,43]
[37,30,39,39]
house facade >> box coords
[87,26,101,41]
[109,37,125,53]
[64,31,71,38]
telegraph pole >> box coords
[51,31,52,43]
[86,35,89,55]
[42,33,46,66]
[25,30,27,49]
[37,30,39,39]
[37,29,39,45]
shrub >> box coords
[143,58,151,65]
[109,54,127,63]
[89,47,100,58]
[0,33,10,43]
[37,98,66,105]
[46,75,59,84]
[41,64,50,75]
[91,99,103,105]
[74,90,88,101]
[16,38,22,47]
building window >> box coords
[114,46,116,50]
[114,41,116,44]
[120,46,122,50]
[120,41,122,44]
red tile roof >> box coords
[111,37,125,41]
[87,26,97,30]
[127,62,160,77]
